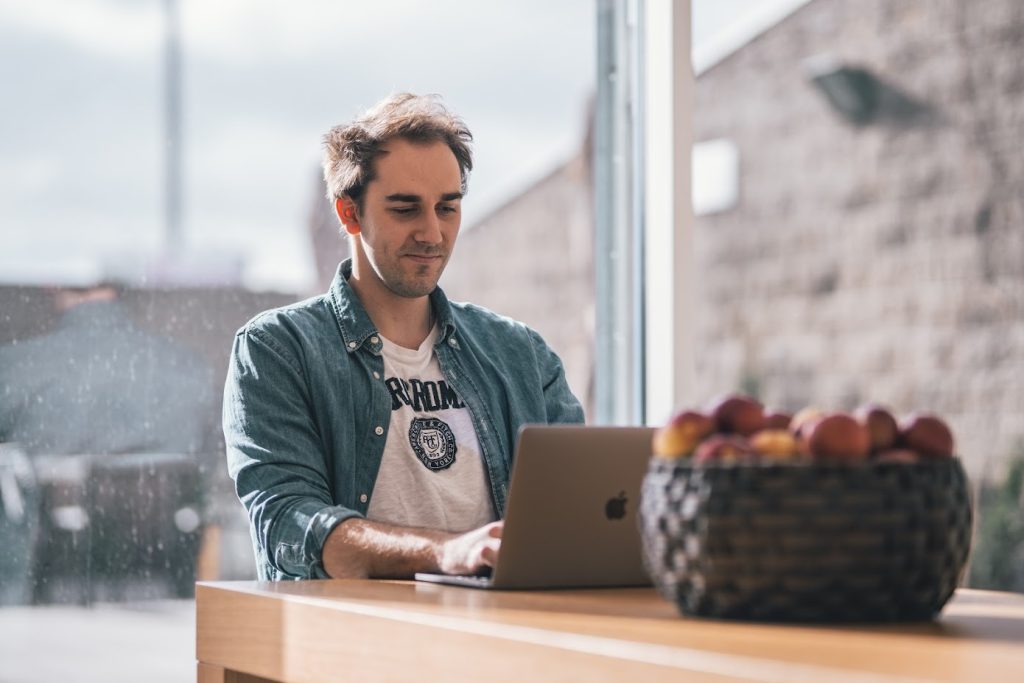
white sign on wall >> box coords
[692,138,739,216]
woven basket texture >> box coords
[639,458,973,622]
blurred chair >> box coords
[31,452,205,604]
[0,443,40,605]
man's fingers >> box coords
[479,537,501,567]
[487,521,504,538]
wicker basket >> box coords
[639,457,973,622]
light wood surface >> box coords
[196,581,1024,683]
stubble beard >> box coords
[381,253,449,299]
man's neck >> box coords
[348,268,434,351]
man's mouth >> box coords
[403,253,444,264]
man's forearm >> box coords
[321,517,503,579]
[322,518,450,579]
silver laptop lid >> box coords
[488,424,655,589]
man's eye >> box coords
[391,207,417,215]
[438,205,458,215]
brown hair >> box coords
[322,93,473,209]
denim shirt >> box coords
[223,260,585,580]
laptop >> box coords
[414,424,655,590]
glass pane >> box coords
[688,0,1024,593]
[0,1,595,679]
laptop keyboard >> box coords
[455,574,493,587]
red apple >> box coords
[652,410,715,459]
[707,394,765,436]
[806,413,870,460]
[855,403,899,453]
[763,411,793,430]
[899,414,955,459]
[694,434,753,464]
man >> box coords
[224,93,584,581]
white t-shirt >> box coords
[365,325,495,533]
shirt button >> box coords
[347,341,357,349]
[359,493,368,504]
[448,337,458,348]
[372,371,380,380]
[374,426,384,436]
[370,335,380,344]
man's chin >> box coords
[373,258,448,298]
[386,278,440,299]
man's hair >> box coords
[322,93,473,209]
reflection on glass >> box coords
[0,285,215,456]
[0,284,216,604]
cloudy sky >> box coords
[0,0,756,292]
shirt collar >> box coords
[327,258,457,354]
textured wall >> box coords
[691,0,1024,478]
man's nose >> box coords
[415,212,443,244]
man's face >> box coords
[351,138,463,299]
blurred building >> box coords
[0,283,298,584]
[0,285,295,405]
[308,171,352,293]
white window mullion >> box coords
[643,0,695,424]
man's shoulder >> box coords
[448,299,526,333]
[240,293,330,330]
[236,293,336,347]
[446,299,547,349]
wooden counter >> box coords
[196,581,1024,683]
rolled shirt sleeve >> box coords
[223,326,360,579]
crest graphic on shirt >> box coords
[408,417,457,471]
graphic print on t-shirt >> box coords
[409,416,457,470]
[367,326,494,533]
[386,376,465,471]
[385,376,465,412]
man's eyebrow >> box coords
[384,192,463,203]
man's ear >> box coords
[335,197,361,235]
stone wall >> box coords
[691,0,1024,478]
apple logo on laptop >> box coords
[605,491,628,520]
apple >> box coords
[749,429,800,459]
[855,403,899,453]
[652,410,715,459]
[694,434,753,464]
[874,449,921,464]
[790,407,825,438]
[899,414,955,459]
[763,411,793,430]
[805,413,870,460]
[707,394,765,436]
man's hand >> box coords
[322,518,503,579]
[438,521,503,575]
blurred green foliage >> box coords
[968,454,1024,593]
